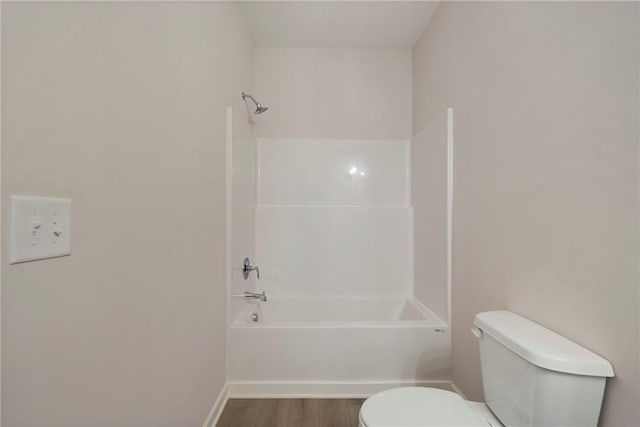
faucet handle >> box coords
[242,257,260,280]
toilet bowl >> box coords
[358,387,501,427]
[359,311,614,427]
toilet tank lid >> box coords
[474,311,614,377]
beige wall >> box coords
[413,2,639,426]
[1,2,253,426]
[254,47,412,139]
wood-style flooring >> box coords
[216,398,365,427]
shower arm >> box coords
[242,92,257,104]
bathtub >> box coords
[228,296,452,397]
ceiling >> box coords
[240,1,439,49]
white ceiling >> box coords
[240,1,439,49]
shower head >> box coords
[242,92,269,114]
[254,104,269,114]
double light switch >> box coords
[10,195,72,264]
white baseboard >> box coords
[227,380,454,398]
[202,384,229,427]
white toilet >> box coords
[359,311,614,427]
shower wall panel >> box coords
[255,206,412,296]
[255,138,412,296]
[412,110,451,322]
[228,110,258,324]
[258,138,409,207]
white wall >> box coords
[413,3,639,426]
[254,47,412,139]
[2,3,253,426]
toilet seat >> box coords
[359,387,491,427]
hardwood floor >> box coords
[216,398,365,427]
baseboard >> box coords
[202,383,229,427]
[227,380,454,398]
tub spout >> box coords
[232,291,267,302]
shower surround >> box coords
[256,138,411,296]
[228,137,451,396]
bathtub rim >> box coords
[231,295,447,329]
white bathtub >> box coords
[228,296,452,397]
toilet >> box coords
[359,311,614,427]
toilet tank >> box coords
[473,311,614,427]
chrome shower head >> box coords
[242,92,269,114]
[254,103,268,114]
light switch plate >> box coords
[10,195,72,264]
